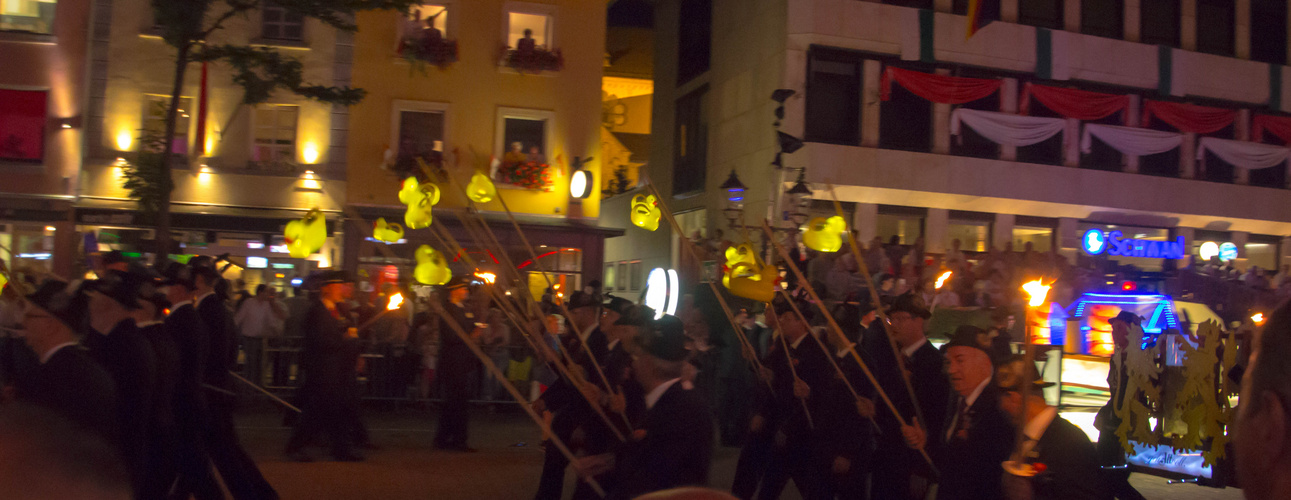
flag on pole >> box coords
[966,0,1000,39]
[195,62,209,156]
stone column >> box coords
[1124,0,1142,42]
[1282,237,1291,266]
[1125,94,1142,173]
[1065,0,1081,32]
[1181,0,1198,51]
[933,68,953,155]
[1001,78,1019,161]
[926,208,950,254]
[1064,118,1081,167]
[1236,0,1251,59]
[1181,132,1198,178]
[994,213,1016,250]
[1233,232,1250,267]
[854,202,878,244]
[1002,0,1020,23]
[862,59,882,148]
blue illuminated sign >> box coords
[1218,242,1238,262]
[1082,229,1185,260]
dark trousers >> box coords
[824,456,870,500]
[757,440,830,500]
[287,382,358,456]
[208,397,278,500]
[435,370,472,447]
[869,444,917,500]
[534,410,580,500]
[171,402,222,500]
[1096,430,1146,500]
[731,428,773,500]
[141,425,179,500]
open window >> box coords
[261,2,305,42]
[502,2,560,72]
[390,100,447,177]
[252,104,299,169]
[494,107,555,190]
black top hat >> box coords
[1110,310,1143,326]
[603,295,634,317]
[887,292,931,320]
[944,324,990,354]
[158,261,196,289]
[614,304,656,327]
[140,292,171,317]
[442,275,472,290]
[566,291,599,311]
[25,279,89,331]
[88,269,152,310]
[639,315,689,362]
[770,293,815,323]
[995,354,1056,392]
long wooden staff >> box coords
[772,324,815,429]
[430,298,606,497]
[640,182,772,389]
[826,185,929,432]
[762,221,938,471]
[777,288,882,434]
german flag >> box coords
[966,0,1000,39]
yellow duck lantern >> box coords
[726,262,779,303]
[284,208,327,258]
[802,216,846,253]
[630,194,661,231]
[722,244,760,287]
[466,172,498,204]
[398,177,441,229]
[413,245,453,285]
[372,218,405,243]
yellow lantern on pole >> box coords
[466,172,498,204]
[802,216,846,252]
[284,208,326,258]
[398,177,441,229]
[414,245,452,285]
[629,194,661,231]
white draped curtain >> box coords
[1080,124,1183,156]
[950,108,1066,147]
[1197,137,1291,170]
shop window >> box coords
[876,210,925,245]
[1250,0,1287,65]
[1020,0,1064,29]
[1080,112,1124,171]
[1141,0,1181,47]
[950,85,1000,160]
[261,2,305,41]
[1246,237,1280,272]
[879,82,932,153]
[1140,116,1180,177]
[805,49,861,146]
[1016,98,1064,166]
[1082,0,1124,39]
[673,87,708,195]
[0,88,47,162]
[883,0,932,7]
[617,261,628,291]
[676,0,711,85]
[400,4,449,46]
[142,94,192,155]
[948,220,991,252]
[252,104,299,167]
[1196,0,1235,57]
[1200,124,1235,184]
[0,0,56,35]
[629,260,643,291]
[604,264,616,290]
[1013,226,1054,253]
[3,224,54,270]
[506,4,552,49]
[392,100,447,174]
[494,107,553,187]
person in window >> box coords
[505,141,527,165]
[526,145,546,164]
[517,28,537,53]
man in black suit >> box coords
[160,262,223,500]
[14,280,119,444]
[996,355,1108,500]
[133,291,182,499]
[193,264,278,499]
[85,270,159,495]
[751,295,835,500]
[1093,312,1147,500]
[578,314,714,500]
[435,275,483,452]
[902,326,1015,500]
[286,270,364,462]
[871,292,951,500]
[821,302,878,500]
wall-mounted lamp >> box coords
[568,156,593,199]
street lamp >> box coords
[784,169,812,228]
[569,156,593,199]
[719,169,748,228]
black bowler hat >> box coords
[566,291,599,311]
[158,261,196,289]
[887,292,931,320]
[603,295,634,317]
[313,270,353,287]
[995,354,1056,392]
[770,293,814,323]
[442,275,472,290]
[639,315,689,362]
[944,324,990,354]
[88,270,153,310]
[614,305,656,327]
[25,279,89,330]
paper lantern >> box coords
[726,262,777,303]
[372,217,405,243]
[413,245,452,285]
[802,216,846,253]
[466,172,497,203]
[284,208,327,258]
[398,177,441,229]
[629,194,661,231]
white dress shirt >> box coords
[645,377,682,409]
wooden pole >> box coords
[762,221,938,471]
[826,185,929,431]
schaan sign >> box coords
[1082,229,1186,260]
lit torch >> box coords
[1021,279,1051,308]
[934,271,952,290]
[387,292,404,311]
[1252,312,1265,325]
[475,271,497,285]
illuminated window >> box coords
[408,4,448,35]
[0,88,47,162]
[392,100,447,173]
[494,107,553,186]
[261,3,304,41]
[253,104,298,167]
[1,0,57,35]
[505,2,554,49]
[142,94,192,155]
[629,260,643,291]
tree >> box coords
[134,0,418,263]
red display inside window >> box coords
[0,89,47,162]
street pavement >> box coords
[229,403,1244,500]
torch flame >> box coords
[934,271,952,290]
[1021,280,1051,307]
[1252,312,1265,324]
[387,293,404,311]
[475,271,497,285]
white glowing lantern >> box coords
[1199,241,1220,261]
[643,268,680,319]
